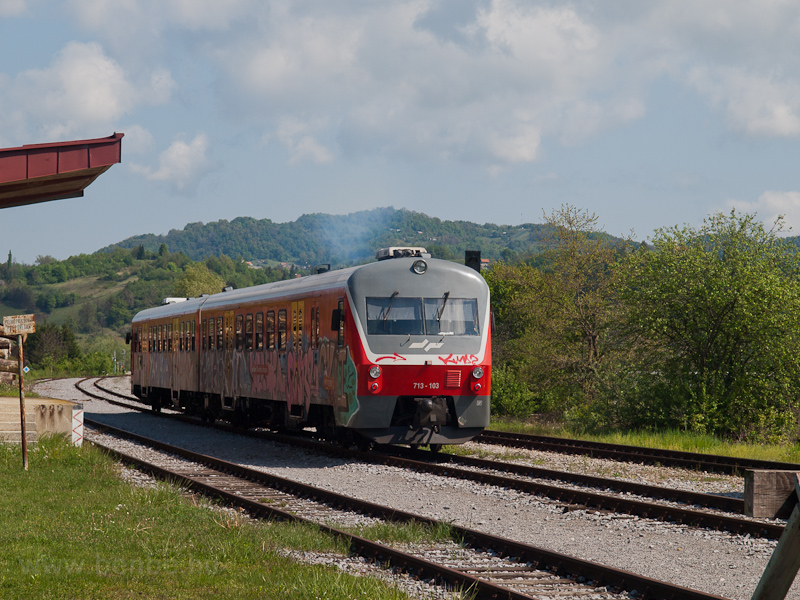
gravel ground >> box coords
[35,377,800,600]
[456,441,744,498]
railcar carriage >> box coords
[128,249,491,447]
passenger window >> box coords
[179,322,185,352]
[191,321,196,351]
[245,314,253,350]
[255,312,264,350]
[202,320,207,351]
[217,316,224,350]
[291,301,304,350]
[266,311,275,350]
[168,324,173,352]
[235,314,244,351]
[278,309,287,351]
[208,318,214,351]
[297,304,303,348]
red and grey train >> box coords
[128,248,491,447]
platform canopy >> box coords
[0,132,123,210]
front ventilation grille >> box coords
[445,370,461,388]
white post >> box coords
[71,404,84,447]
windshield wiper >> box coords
[382,291,399,321]
[437,291,450,322]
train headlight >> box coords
[369,365,382,379]
[412,259,428,275]
[472,367,484,379]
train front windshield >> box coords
[366,296,479,336]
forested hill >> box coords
[99,207,554,266]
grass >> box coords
[0,437,443,600]
[0,380,41,399]
[0,273,135,327]
[488,417,800,464]
[341,520,456,546]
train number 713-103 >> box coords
[413,382,440,390]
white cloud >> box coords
[119,124,154,154]
[66,0,259,60]
[210,1,642,167]
[274,117,334,164]
[131,133,210,192]
[488,124,541,165]
[2,41,174,143]
[69,0,255,32]
[726,191,800,234]
[688,67,800,137]
[57,1,800,168]
[0,0,26,17]
[166,0,257,31]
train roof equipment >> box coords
[375,247,429,260]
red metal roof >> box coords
[0,132,123,209]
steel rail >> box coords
[78,379,785,540]
[359,450,782,540]
[477,431,800,475]
[92,376,794,476]
[390,446,745,512]
[86,419,730,600]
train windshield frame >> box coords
[366,296,479,336]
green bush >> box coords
[490,365,538,418]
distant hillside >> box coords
[99,207,553,267]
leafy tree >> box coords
[26,322,81,369]
[539,206,626,383]
[618,210,800,441]
[173,262,225,297]
[3,281,35,310]
[77,302,102,333]
[484,206,632,417]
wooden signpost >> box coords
[751,474,800,600]
[0,314,35,470]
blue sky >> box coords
[3,0,800,263]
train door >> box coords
[223,310,235,403]
[288,300,305,416]
[171,317,180,402]
[142,325,150,396]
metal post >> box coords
[17,334,27,471]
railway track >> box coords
[476,430,800,475]
[86,419,729,600]
[75,377,786,541]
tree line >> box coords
[98,207,553,266]
[486,206,800,443]
[0,244,304,340]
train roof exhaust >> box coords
[375,247,430,261]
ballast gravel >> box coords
[38,377,800,600]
